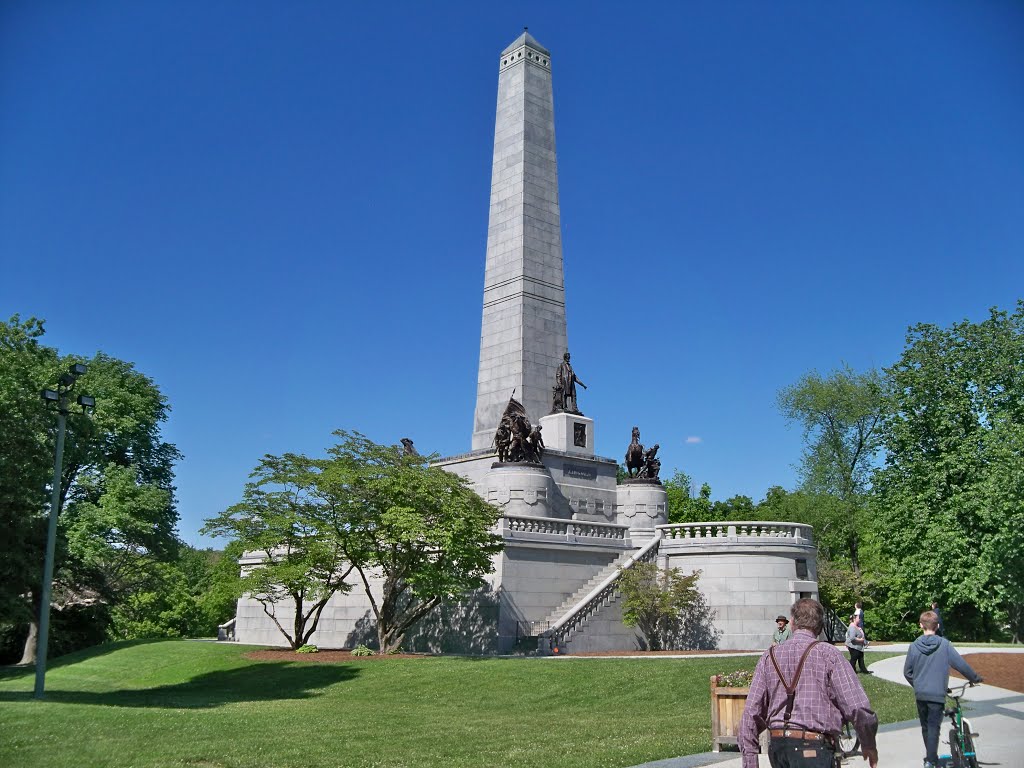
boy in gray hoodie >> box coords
[903,610,982,768]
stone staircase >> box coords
[538,533,663,653]
[539,552,635,631]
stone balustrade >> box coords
[658,521,813,543]
[502,514,629,542]
[504,516,569,535]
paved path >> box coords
[630,647,1024,768]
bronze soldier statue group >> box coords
[494,398,544,464]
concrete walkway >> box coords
[630,647,1024,768]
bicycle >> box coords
[837,721,859,759]
[944,681,981,768]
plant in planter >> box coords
[714,669,754,688]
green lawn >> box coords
[0,641,919,768]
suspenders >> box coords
[768,640,821,727]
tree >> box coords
[66,463,176,599]
[778,365,885,572]
[618,562,702,650]
[202,454,354,650]
[755,486,849,562]
[109,545,239,640]
[665,471,712,524]
[873,303,1024,641]
[711,494,755,519]
[0,316,181,663]
[0,317,53,628]
[316,431,504,654]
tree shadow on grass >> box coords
[0,661,359,708]
[0,639,163,679]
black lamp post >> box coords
[35,363,94,699]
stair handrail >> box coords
[540,531,663,649]
[217,617,237,642]
[822,603,848,643]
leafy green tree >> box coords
[0,316,181,663]
[199,541,246,631]
[202,454,354,650]
[315,431,504,654]
[109,545,238,640]
[873,303,1024,641]
[754,487,849,561]
[665,471,712,523]
[778,365,885,572]
[619,562,702,650]
[0,317,53,628]
[711,494,755,519]
[66,464,176,598]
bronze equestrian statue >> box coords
[625,426,645,478]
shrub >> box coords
[295,644,319,654]
[619,562,719,650]
[351,644,375,656]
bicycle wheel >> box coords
[838,721,859,756]
[949,726,964,768]
[962,728,978,768]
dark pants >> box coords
[848,647,869,673]
[917,699,945,765]
[768,737,838,767]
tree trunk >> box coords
[19,619,38,666]
[378,625,401,655]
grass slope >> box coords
[0,642,918,768]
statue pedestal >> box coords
[482,462,561,519]
[615,480,667,544]
[539,412,594,457]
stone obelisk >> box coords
[472,31,568,450]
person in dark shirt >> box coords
[904,610,981,768]
[930,601,944,637]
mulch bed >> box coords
[952,652,1024,694]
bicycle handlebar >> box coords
[946,681,980,696]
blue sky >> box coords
[2,2,1022,546]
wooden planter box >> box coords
[710,675,769,752]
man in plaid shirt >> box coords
[739,599,879,767]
